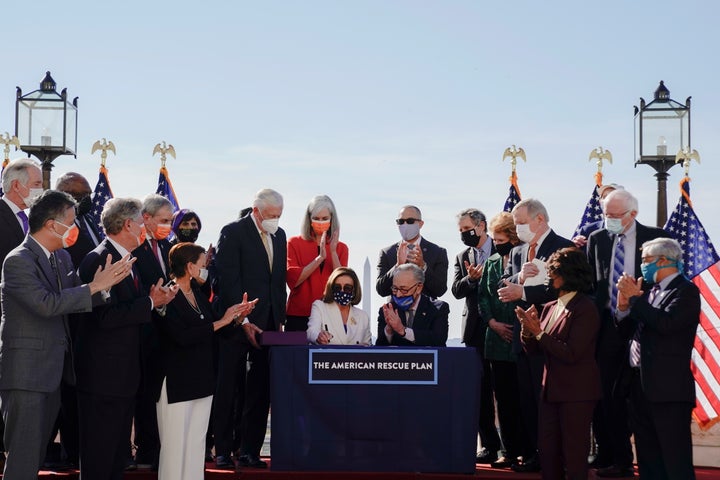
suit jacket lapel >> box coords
[26,237,59,292]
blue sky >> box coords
[3,1,720,339]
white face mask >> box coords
[398,223,421,242]
[515,223,535,244]
[197,267,209,282]
[262,218,279,235]
[22,186,44,208]
[605,217,625,235]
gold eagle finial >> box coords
[588,146,613,174]
[502,145,526,173]
[1,132,21,161]
[152,141,176,168]
[675,147,700,176]
[91,138,116,167]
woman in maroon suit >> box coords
[516,247,601,480]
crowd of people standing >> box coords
[0,157,702,480]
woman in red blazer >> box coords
[517,247,601,480]
[285,195,348,331]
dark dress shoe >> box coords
[475,451,498,464]
[238,453,268,468]
[589,456,612,469]
[596,465,635,477]
[124,458,137,471]
[215,455,235,470]
[491,456,516,469]
[511,456,541,473]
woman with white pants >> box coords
[155,242,256,480]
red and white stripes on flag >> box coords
[664,176,720,430]
[691,264,720,429]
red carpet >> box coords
[23,461,720,479]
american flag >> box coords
[664,176,720,430]
[503,171,522,213]
[0,158,8,197]
[573,184,602,238]
[89,165,114,239]
[156,166,179,212]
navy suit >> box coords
[376,238,449,299]
[129,237,172,465]
[375,294,449,347]
[76,239,153,480]
[586,221,669,467]
[213,214,287,459]
[615,274,699,479]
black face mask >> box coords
[177,228,200,243]
[77,195,93,216]
[461,229,479,248]
[494,241,514,257]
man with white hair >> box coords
[587,189,669,477]
[616,237,699,480]
[213,188,287,469]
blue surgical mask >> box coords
[640,258,678,284]
[605,217,625,235]
[392,294,415,311]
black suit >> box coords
[586,221,669,467]
[375,294,449,346]
[213,215,287,458]
[502,228,573,459]
[130,237,171,464]
[451,246,501,457]
[376,237,449,298]
[76,239,153,480]
[615,274,699,479]
[154,281,217,404]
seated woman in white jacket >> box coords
[307,267,372,345]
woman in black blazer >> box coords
[155,243,256,480]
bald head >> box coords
[55,172,92,202]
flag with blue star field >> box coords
[664,176,720,430]
[573,184,602,238]
[156,166,179,212]
[503,171,522,213]
[89,165,114,239]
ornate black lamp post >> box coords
[15,71,78,190]
[634,80,690,227]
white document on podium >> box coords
[522,258,548,286]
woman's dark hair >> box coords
[171,209,202,235]
[322,267,362,306]
[168,242,206,279]
[547,247,593,293]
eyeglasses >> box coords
[390,282,420,295]
[396,218,420,225]
[332,284,354,294]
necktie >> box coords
[610,234,625,312]
[629,284,660,366]
[406,309,415,328]
[49,253,62,289]
[261,231,273,271]
[528,243,537,261]
[17,211,29,235]
[151,239,166,275]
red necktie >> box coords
[528,243,537,261]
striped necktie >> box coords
[629,284,660,366]
[610,234,625,312]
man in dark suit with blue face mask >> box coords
[376,263,448,347]
[615,237,698,480]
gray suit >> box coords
[0,236,95,479]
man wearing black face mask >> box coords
[56,172,102,269]
[451,208,500,464]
